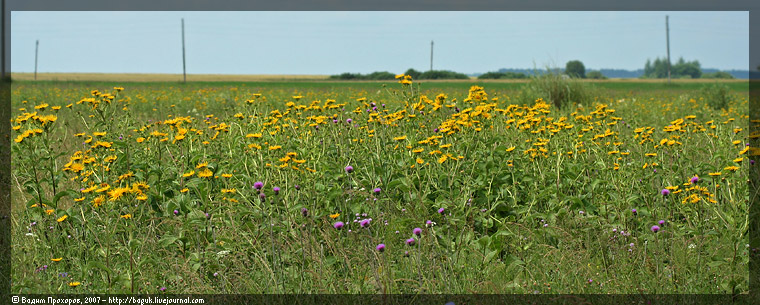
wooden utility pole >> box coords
[34,40,39,80]
[182,18,187,83]
[666,15,671,84]
[430,40,434,71]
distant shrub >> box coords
[366,71,396,80]
[586,71,607,80]
[700,83,732,110]
[701,72,735,79]
[404,68,422,80]
[520,69,597,110]
[477,72,528,79]
[418,70,470,80]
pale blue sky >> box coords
[10,11,750,74]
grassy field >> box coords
[8,76,755,295]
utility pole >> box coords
[430,40,434,71]
[666,15,671,84]
[34,40,39,80]
[182,18,186,83]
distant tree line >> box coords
[330,68,471,80]
[643,57,701,79]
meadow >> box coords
[8,76,755,295]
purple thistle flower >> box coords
[658,220,665,226]
[273,187,280,195]
[405,238,416,246]
[690,176,699,184]
[346,118,352,124]
[404,250,409,257]
[295,184,301,190]
[373,188,381,194]
[651,225,660,233]
[301,208,309,217]
[661,189,670,196]
[253,181,264,190]
[333,222,344,230]
[345,165,354,173]
[173,209,179,215]
[213,272,218,277]
[438,207,445,214]
[413,227,422,236]
[160,287,166,292]
[360,219,371,228]
[205,213,210,219]
[632,208,637,215]
[750,160,755,165]
[579,211,585,215]
[426,220,432,226]
[259,193,266,202]
[376,243,385,252]
[333,119,338,123]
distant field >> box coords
[11,73,332,82]
[11,72,750,84]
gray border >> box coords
[2,0,758,302]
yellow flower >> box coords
[221,173,233,178]
[182,170,195,177]
[416,158,424,164]
[393,136,407,141]
[708,172,721,176]
[136,194,148,201]
[645,153,657,157]
[506,146,516,152]
[108,187,130,201]
[733,157,743,163]
[57,215,68,222]
[74,197,85,202]
[724,166,740,171]
[269,145,282,150]
[438,155,448,164]
[68,282,81,287]
[196,162,208,169]
[51,258,63,262]
[197,168,213,178]
[180,188,189,193]
[120,214,132,219]
[412,148,424,153]
[329,213,340,219]
[92,195,106,208]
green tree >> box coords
[404,68,422,80]
[565,60,586,78]
[586,71,607,79]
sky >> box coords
[9,11,751,75]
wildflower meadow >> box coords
[9,76,755,295]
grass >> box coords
[8,77,753,295]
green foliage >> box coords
[477,71,528,79]
[565,60,586,78]
[702,71,735,79]
[404,68,422,80]
[644,57,702,79]
[586,70,607,80]
[699,83,733,110]
[417,70,470,80]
